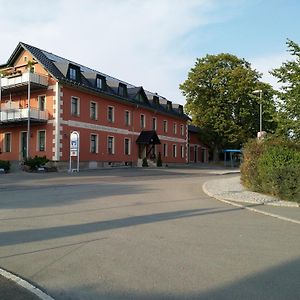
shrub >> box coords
[24,155,49,171]
[142,157,148,167]
[156,152,162,167]
[240,137,300,203]
[0,160,10,173]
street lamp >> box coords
[253,89,262,133]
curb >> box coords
[0,268,54,300]
[202,181,300,225]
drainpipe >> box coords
[26,71,31,158]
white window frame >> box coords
[37,130,46,152]
[124,138,131,155]
[107,136,115,154]
[3,132,11,153]
[90,101,98,120]
[140,114,146,129]
[181,145,184,158]
[71,96,80,116]
[38,95,46,112]
[96,77,103,89]
[163,143,168,157]
[163,120,168,133]
[107,106,115,123]
[173,122,177,134]
[172,144,177,158]
[125,110,131,126]
[180,124,184,136]
[69,67,77,80]
[152,117,157,130]
[90,133,99,153]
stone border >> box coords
[0,267,55,300]
[203,181,300,225]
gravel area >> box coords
[203,175,299,207]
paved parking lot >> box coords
[0,167,299,299]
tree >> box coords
[180,53,277,159]
[271,39,300,141]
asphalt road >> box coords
[0,167,299,300]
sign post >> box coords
[69,131,80,172]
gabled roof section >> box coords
[128,86,149,104]
[3,42,190,120]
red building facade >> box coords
[0,43,189,169]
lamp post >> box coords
[253,89,262,133]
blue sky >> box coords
[0,0,299,104]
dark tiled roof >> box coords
[188,125,201,133]
[3,42,189,120]
[136,131,161,145]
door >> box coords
[21,132,27,159]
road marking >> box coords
[0,267,55,300]
[202,182,300,225]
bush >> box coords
[0,160,10,173]
[156,152,162,167]
[240,137,300,203]
[142,157,148,167]
[24,155,49,171]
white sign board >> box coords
[69,131,80,172]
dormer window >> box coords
[118,83,127,97]
[178,105,183,115]
[69,67,77,80]
[96,76,105,89]
[153,95,159,105]
[167,101,172,111]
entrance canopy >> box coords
[136,130,161,145]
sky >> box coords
[0,0,299,105]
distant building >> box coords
[188,125,209,163]
[0,42,191,169]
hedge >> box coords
[240,137,300,203]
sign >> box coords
[70,131,79,156]
[69,131,80,173]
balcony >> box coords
[0,107,48,125]
[0,72,48,95]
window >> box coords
[107,106,114,122]
[172,144,177,158]
[24,56,28,62]
[125,110,131,126]
[38,95,46,111]
[173,123,177,134]
[118,83,127,97]
[140,114,145,129]
[4,133,11,152]
[124,138,130,155]
[69,67,77,80]
[71,97,80,116]
[90,102,97,120]
[38,131,46,152]
[180,125,184,136]
[163,143,167,157]
[163,120,168,133]
[108,136,115,154]
[152,117,157,130]
[96,77,104,89]
[90,134,98,153]
[181,145,185,158]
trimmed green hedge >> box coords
[24,155,49,171]
[0,160,10,173]
[241,137,300,203]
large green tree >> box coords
[271,39,300,141]
[180,53,277,156]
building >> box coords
[188,125,209,163]
[0,42,190,169]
